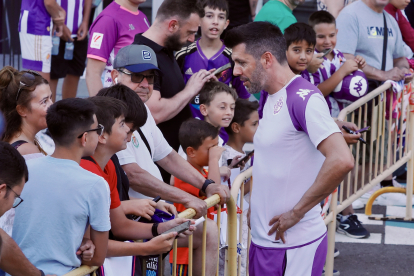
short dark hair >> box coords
[46,98,96,146]
[224,21,287,65]
[284,23,316,49]
[202,0,229,18]
[179,119,219,151]
[225,99,259,135]
[308,10,336,28]
[0,141,28,195]
[96,84,147,131]
[87,97,128,135]
[199,81,238,106]
[156,0,204,22]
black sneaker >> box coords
[337,214,370,239]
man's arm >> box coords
[122,163,208,217]
[81,229,108,267]
[77,0,92,41]
[249,0,258,19]
[268,133,354,242]
[0,229,43,276]
[156,151,230,205]
[86,58,106,96]
[146,70,215,124]
[343,53,406,82]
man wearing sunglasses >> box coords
[111,45,229,217]
[0,142,55,276]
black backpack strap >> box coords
[10,140,28,149]
[382,12,388,71]
[136,128,152,157]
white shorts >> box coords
[19,32,52,73]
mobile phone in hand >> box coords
[233,150,254,168]
[212,63,231,77]
[162,220,191,236]
[356,126,371,134]
[342,126,367,144]
[319,48,331,59]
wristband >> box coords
[39,270,45,276]
[201,179,215,194]
[152,223,159,237]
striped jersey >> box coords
[19,0,52,36]
[57,0,85,36]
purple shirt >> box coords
[19,0,51,36]
[88,2,150,87]
[175,40,250,142]
[59,0,84,36]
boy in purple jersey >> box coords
[86,0,150,96]
[307,11,367,118]
[224,21,354,276]
[19,0,66,82]
[49,0,92,101]
[175,0,250,142]
[258,23,316,119]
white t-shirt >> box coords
[250,76,340,248]
[116,105,173,199]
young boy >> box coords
[258,23,316,118]
[12,98,110,275]
[308,11,367,117]
[175,0,250,143]
[171,119,222,276]
[81,96,195,260]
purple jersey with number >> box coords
[175,40,250,142]
[87,2,150,87]
[19,0,51,36]
[59,0,85,36]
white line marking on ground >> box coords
[385,225,414,245]
[335,233,382,244]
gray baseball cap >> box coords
[113,45,160,73]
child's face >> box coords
[286,40,314,74]
[314,23,337,54]
[201,92,236,128]
[106,116,130,152]
[191,136,219,167]
[390,0,410,10]
[200,6,229,40]
[239,111,259,143]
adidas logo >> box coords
[185,68,193,75]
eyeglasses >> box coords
[77,124,104,139]
[118,69,156,84]
[6,185,24,208]
[16,70,41,101]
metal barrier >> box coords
[227,82,414,276]
[64,194,238,276]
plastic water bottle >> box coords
[64,41,74,60]
[52,33,60,55]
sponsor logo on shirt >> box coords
[129,24,135,31]
[142,50,151,60]
[366,26,393,38]
[185,68,193,75]
[350,76,368,98]
[91,32,104,49]
[273,97,283,115]
[296,89,313,100]
[132,135,139,148]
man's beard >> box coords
[165,32,184,52]
[246,63,266,94]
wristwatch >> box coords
[201,179,215,194]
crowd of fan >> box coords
[0,0,412,275]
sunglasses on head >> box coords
[77,124,105,139]
[117,69,156,84]
[16,70,41,101]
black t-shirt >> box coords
[228,0,251,28]
[133,34,191,153]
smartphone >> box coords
[356,126,371,134]
[342,126,367,144]
[319,48,331,59]
[162,220,191,236]
[232,150,254,168]
[212,63,231,76]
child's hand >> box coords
[307,53,324,73]
[219,166,231,182]
[228,155,245,169]
[341,59,358,76]
[156,201,178,216]
[209,146,225,162]
[354,55,366,69]
[121,199,156,220]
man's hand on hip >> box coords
[268,209,304,244]
[206,183,230,206]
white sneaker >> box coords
[352,198,365,209]
[376,193,413,206]
[393,179,405,188]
